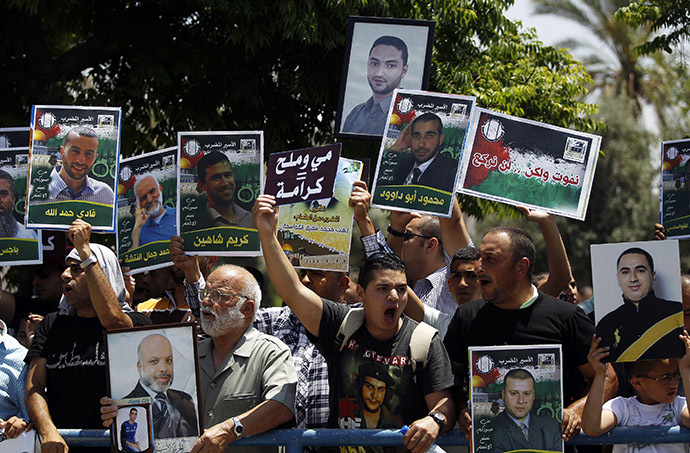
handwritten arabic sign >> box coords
[0,127,30,150]
[277,158,362,272]
[26,105,121,231]
[458,108,600,221]
[661,139,690,239]
[470,344,563,453]
[178,131,263,256]
[371,89,475,216]
[117,147,178,274]
[0,148,41,265]
[265,144,341,205]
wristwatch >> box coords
[232,416,244,438]
[80,254,98,269]
[428,411,447,430]
[387,225,404,237]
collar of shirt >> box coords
[519,285,540,309]
[405,154,439,184]
[50,167,95,198]
[507,411,530,430]
[149,206,170,226]
[365,93,394,114]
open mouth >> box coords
[63,284,73,296]
[384,307,397,322]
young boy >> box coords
[582,332,690,452]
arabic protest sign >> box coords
[371,89,475,216]
[470,344,563,453]
[0,148,41,265]
[591,240,683,362]
[0,127,30,149]
[277,158,362,272]
[26,105,121,231]
[117,147,177,274]
[661,139,690,239]
[178,131,262,256]
[265,144,341,206]
[458,108,600,221]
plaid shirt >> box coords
[183,277,330,429]
[361,229,458,316]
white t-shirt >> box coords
[603,395,688,453]
[422,305,452,339]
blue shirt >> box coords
[139,206,177,246]
[0,320,29,421]
[48,167,115,204]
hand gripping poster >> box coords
[178,131,262,256]
[470,345,564,453]
[118,147,178,274]
[26,105,121,231]
[458,108,600,220]
[0,148,41,265]
[660,139,690,239]
[371,89,476,217]
[276,158,362,272]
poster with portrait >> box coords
[111,398,153,453]
[178,131,262,256]
[371,89,475,216]
[26,105,121,231]
[457,108,600,221]
[117,147,177,274]
[591,240,683,362]
[277,158,362,272]
[0,127,30,150]
[0,148,41,265]
[335,16,435,140]
[265,144,341,205]
[660,139,690,239]
[106,324,202,453]
[470,344,564,453]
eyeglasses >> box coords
[402,230,434,242]
[200,288,246,304]
[638,370,681,385]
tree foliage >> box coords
[615,0,690,55]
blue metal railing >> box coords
[60,426,690,452]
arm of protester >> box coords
[403,287,425,323]
[69,220,132,329]
[402,389,455,453]
[26,358,68,453]
[679,331,690,428]
[439,196,470,255]
[520,207,572,298]
[191,400,293,453]
[253,195,323,336]
[170,236,204,319]
[387,210,421,256]
[581,335,617,436]
[654,223,667,240]
[351,180,375,237]
[26,314,43,347]
[389,121,413,152]
[564,360,618,440]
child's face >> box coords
[634,359,680,405]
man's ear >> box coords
[401,64,409,79]
[515,257,530,277]
[426,237,440,254]
[630,376,644,392]
[241,299,255,318]
[338,275,351,297]
[356,283,365,302]
[652,271,657,284]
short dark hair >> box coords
[626,358,673,379]
[64,126,98,144]
[370,36,409,65]
[358,253,405,290]
[129,408,138,414]
[451,246,478,267]
[0,169,15,192]
[414,216,444,259]
[617,247,654,274]
[488,226,536,279]
[197,152,231,184]
[503,368,535,387]
[411,112,443,135]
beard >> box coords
[0,210,18,237]
[200,300,245,337]
[140,368,173,393]
[144,193,164,217]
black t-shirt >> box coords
[317,299,455,434]
[443,292,594,404]
[26,312,151,432]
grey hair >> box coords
[214,264,262,317]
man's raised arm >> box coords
[252,194,323,336]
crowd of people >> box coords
[0,181,688,453]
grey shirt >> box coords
[342,95,393,136]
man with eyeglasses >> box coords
[254,193,456,453]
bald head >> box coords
[137,334,174,393]
[201,265,261,337]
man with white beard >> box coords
[103,264,297,453]
[125,334,199,439]
[128,174,176,251]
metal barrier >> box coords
[60,426,690,451]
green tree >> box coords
[615,0,690,55]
